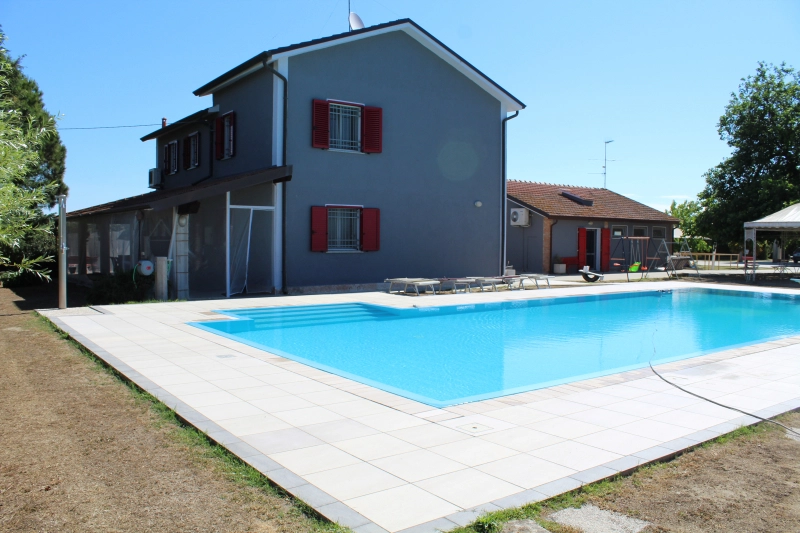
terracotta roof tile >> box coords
[507,181,677,223]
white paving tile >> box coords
[303,462,406,501]
[371,449,467,482]
[529,441,622,471]
[415,468,522,509]
[616,419,694,441]
[389,423,470,448]
[333,433,421,461]
[575,428,662,456]
[345,484,461,532]
[270,444,361,475]
[271,406,345,427]
[528,417,605,439]
[480,427,565,452]
[476,454,576,489]
[428,438,518,466]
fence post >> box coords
[155,256,168,301]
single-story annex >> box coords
[506,181,678,274]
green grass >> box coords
[35,312,349,533]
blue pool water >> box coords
[189,289,800,407]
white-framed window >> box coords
[187,132,200,169]
[633,226,648,237]
[164,140,179,175]
[611,225,627,238]
[223,114,235,158]
[328,207,361,251]
[329,103,362,152]
[652,226,666,239]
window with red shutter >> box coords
[215,117,224,159]
[577,227,587,267]
[225,113,236,157]
[360,208,380,251]
[361,106,382,153]
[601,228,611,272]
[312,100,330,149]
[310,206,328,252]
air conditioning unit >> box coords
[510,208,530,227]
[148,168,162,189]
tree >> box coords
[666,200,711,252]
[0,28,66,206]
[696,62,800,247]
[0,36,55,279]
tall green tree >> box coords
[0,28,66,206]
[696,62,800,247]
[666,199,711,252]
[0,34,55,279]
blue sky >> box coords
[3,0,799,212]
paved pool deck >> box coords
[40,281,800,533]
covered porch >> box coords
[66,166,291,300]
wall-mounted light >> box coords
[178,215,188,227]
[474,201,483,208]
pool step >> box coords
[231,304,396,329]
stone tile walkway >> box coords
[41,281,800,533]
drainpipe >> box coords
[263,60,289,294]
[501,111,519,275]
[549,219,559,273]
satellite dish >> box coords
[349,12,365,30]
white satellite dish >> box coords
[349,12,365,30]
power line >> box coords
[59,123,160,130]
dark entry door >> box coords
[585,229,598,269]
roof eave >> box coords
[191,19,525,110]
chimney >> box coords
[162,117,167,128]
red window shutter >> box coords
[601,228,611,272]
[361,106,382,153]
[310,206,328,252]
[361,208,380,251]
[577,227,587,267]
[215,117,224,159]
[228,112,236,157]
[312,99,330,149]
[183,137,190,169]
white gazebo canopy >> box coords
[744,202,800,230]
[742,202,800,279]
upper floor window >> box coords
[183,132,200,170]
[312,100,382,153]
[215,112,236,160]
[163,140,179,175]
[330,104,361,151]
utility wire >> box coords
[650,290,800,438]
[59,123,160,130]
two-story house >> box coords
[66,19,525,298]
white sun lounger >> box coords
[518,273,554,289]
[466,277,504,292]
[385,278,440,295]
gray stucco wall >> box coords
[212,69,274,177]
[505,205,545,273]
[284,31,504,286]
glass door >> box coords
[585,228,598,270]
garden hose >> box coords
[650,290,800,438]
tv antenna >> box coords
[348,1,364,31]
[603,140,614,188]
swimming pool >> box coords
[190,289,800,407]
